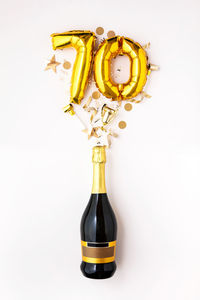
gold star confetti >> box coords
[107,30,115,38]
[45,55,60,73]
[63,60,71,70]
[124,103,132,111]
[118,121,127,129]
[82,127,101,139]
[89,128,99,139]
[92,91,100,99]
[96,27,104,35]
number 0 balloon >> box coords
[94,36,148,101]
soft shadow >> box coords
[106,150,125,267]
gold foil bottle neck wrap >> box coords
[92,146,106,163]
[92,146,106,193]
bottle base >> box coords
[80,261,116,279]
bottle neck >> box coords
[92,162,106,194]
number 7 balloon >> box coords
[51,31,96,104]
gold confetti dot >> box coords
[124,103,132,111]
[107,30,115,38]
[96,27,104,35]
[63,60,71,69]
[92,91,100,99]
[118,121,127,129]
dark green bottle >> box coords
[80,146,117,279]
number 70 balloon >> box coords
[51,30,148,104]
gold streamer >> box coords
[63,104,75,115]
[149,64,159,71]
[143,42,151,49]
[90,109,98,122]
[130,91,151,103]
[83,96,92,109]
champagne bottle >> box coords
[80,146,117,279]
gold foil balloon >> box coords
[94,36,148,101]
[51,31,96,104]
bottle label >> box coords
[81,240,116,264]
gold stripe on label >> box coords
[82,256,115,264]
[109,241,116,247]
[81,240,116,247]
[81,241,87,247]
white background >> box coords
[0,0,200,299]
